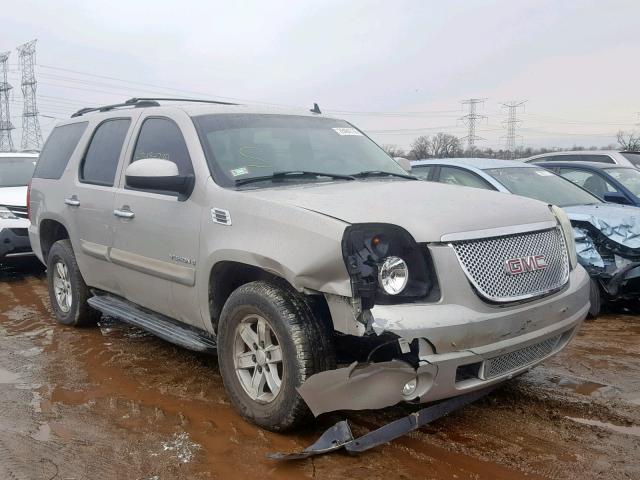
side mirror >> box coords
[125,158,193,195]
[602,192,630,205]
[393,157,412,173]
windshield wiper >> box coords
[235,171,356,186]
[351,170,417,180]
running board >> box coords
[88,294,217,354]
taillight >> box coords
[27,181,31,221]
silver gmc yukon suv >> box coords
[28,98,590,431]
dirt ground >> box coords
[1,258,639,480]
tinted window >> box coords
[192,114,407,188]
[580,154,615,164]
[0,157,37,187]
[81,119,131,186]
[131,118,192,175]
[484,167,601,207]
[556,155,582,162]
[412,165,433,180]
[559,168,617,198]
[439,166,493,190]
[33,122,88,179]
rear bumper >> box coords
[0,226,33,259]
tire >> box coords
[46,239,99,326]
[217,281,335,431]
[588,278,601,318]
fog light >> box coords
[402,378,417,396]
[378,256,409,295]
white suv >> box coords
[526,150,640,168]
[28,98,589,431]
[0,152,38,260]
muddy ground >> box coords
[0,259,638,480]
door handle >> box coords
[113,207,135,219]
[64,196,80,207]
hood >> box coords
[0,186,27,208]
[564,203,640,249]
[246,180,555,242]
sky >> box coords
[2,0,639,151]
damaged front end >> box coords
[570,208,640,303]
[300,221,590,417]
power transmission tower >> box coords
[460,98,487,152]
[17,39,42,151]
[0,51,14,152]
[501,100,526,158]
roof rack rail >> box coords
[71,97,240,118]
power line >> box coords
[501,100,526,158]
[0,51,15,151]
[17,39,43,150]
[460,98,487,150]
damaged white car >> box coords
[29,99,590,431]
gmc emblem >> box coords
[504,255,548,275]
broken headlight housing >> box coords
[551,205,577,270]
[341,223,433,308]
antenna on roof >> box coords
[310,103,321,114]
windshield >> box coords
[484,167,601,207]
[621,152,640,168]
[192,114,407,187]
[0,156,37,187]
[605,167,640,197]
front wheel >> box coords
[46,239,99,326]
[217,281,334,431]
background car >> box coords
[532,161,640,207]
[413,158,640,316]
[0,152,38,261]
[525,150,640,169]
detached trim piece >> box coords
[268,385,496,460]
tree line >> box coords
[382,130,640,160]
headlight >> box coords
[378,256,409,295]
[342,223,435,307]
[551,205,577,270]
[0,207,18,220]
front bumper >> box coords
[0,226,33,259]
[299,259,590,416]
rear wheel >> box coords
[217,281,334,431]
[46,239,99,326]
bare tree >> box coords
[408,136,431,160]
[430,132,462,158]
[381,144,407,158]
[617,130,640,151]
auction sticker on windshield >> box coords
[332,127,362,136]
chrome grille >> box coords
[451,228,569,302]
[482,335,561,379]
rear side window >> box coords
[580,154,615,164]
[80,119,131,186]
[33,122,88,179]
[412,165,434,180]
[439,166,493,190]
[131,118,193,175]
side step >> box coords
[88,294,217,354]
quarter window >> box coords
[80,119,131,186]
[131,118,193,176]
